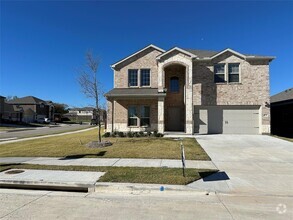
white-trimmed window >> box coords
[214,64,226,83]
[128,106,138,126]
[140,106,150,126]
[128,69,138,87]
[127,106,150,127]
[140,69,150,86]
[228,63,240,83]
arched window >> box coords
[170,77,179,92]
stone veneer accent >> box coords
[157,51,193,134]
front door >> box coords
[167,107,182,131]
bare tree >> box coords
[78,51,104,142]
[5,96,18,101]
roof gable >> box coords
[210,48,246,60]
[209,48,275,61]
[111,44,165,68]
[156,47,197,60]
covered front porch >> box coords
[105,88,166,133]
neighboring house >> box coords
[66,107,106,123]
[105,44,274,134]
[0,95,23,122]
[270,88,293,138]
[6,96,54,123]
[68,107,96,116]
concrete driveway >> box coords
[189,135,293,196]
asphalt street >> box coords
[0,189,291,219]
[0,124,92,141]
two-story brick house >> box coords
[6,96,54,123]
[105,45,274,134]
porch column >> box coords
[185,62,193,134]
[158,97,164,133]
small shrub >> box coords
[103,132,111,137]
[147,131,152,136]
[153,130,158,136]
[127,131,134,138]
[156,133,164,137]
[113,130,119,136]
[111,132,117,137]
[118,132,125,137]
[139,131,145,137]
[133,132,140,137]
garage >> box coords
[194,106,260,134]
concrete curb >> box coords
[0,180,95,192]
[95,182,210,194]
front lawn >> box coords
[0,128,210,160]
[0,163,216,185]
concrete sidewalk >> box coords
[0,157,216,169]
[0,169,105,192]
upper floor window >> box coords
[170,77,179,92]
[140,69,150,86]
[214,64,226,83]
[228,63,240,83]
[128,69,138,87]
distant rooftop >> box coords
[6,96,49,105]
[69,107,95,111]
[271,88,293,103]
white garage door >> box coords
[194,106,260,134]
[223,107,260,134]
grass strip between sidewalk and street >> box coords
[0,128,210,160]
[0,163,217,185]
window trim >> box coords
[228,63,240,83]
[214,63,226,83]
[140,106,150,127]
[140,69,151,87]
[128,106,139,127]
[128,69,138,87]
[127,105,151,128]
[214,63,241,84]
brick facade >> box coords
[107,45,273,134]
[114,48,161,88]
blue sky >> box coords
[1,1,292,107]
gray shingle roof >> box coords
[105,88,166,98]
[184,49,218,58]
[271,88,293,103]
[4,103,23,112]
[7,96,47,105]
[184,48,273,59]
